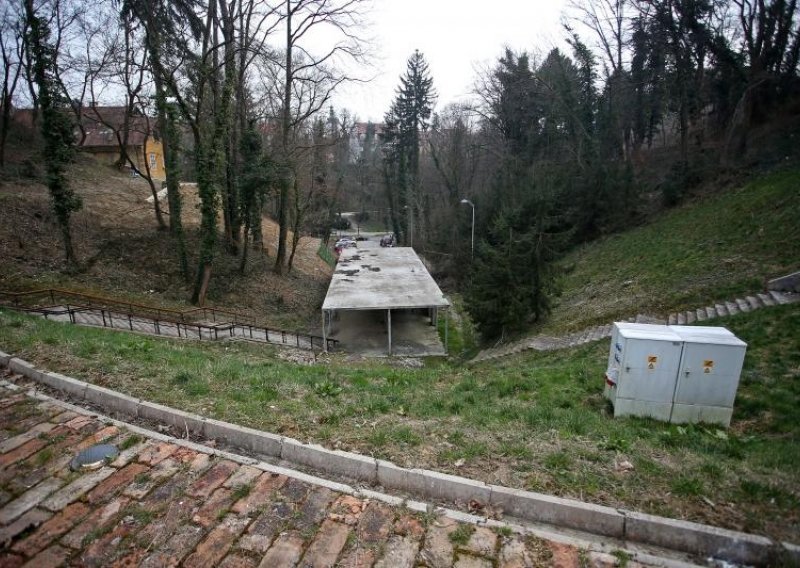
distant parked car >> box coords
[334,237,357,255]
[380,234,395,247]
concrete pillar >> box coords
[387,309,392,355]
[445,308,449,356]
[322,310,327,352]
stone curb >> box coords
[489,484,624,539]
[624,511,777,565]
[1,352,795,566]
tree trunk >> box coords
[274,0,292,275]
[153,63,189,279]
[239,219,250,274]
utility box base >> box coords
[612,399,674,422]
[670,404,733,427]
[604,323,747,426]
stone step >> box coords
[471,282,798,362]
[757,292,775,307]
[769,290,791,305]
[746,296,762,311]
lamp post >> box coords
[460,198,475,259]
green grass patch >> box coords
[543,169,800,333]
[317,242,336,268]
[119,434,142,451]
[0,302,798,541]
[448,524,474,546]
[437,294,478,359]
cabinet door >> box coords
[673,343,745,407]
[617,339,683,403]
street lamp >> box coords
[460,198,475,260]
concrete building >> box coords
[321,246,450,356]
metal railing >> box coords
[0,289,336,351]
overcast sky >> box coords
[330,0,570,123]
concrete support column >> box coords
[445,308,449,356]
[387,309,392,356]
[321,310,327,352]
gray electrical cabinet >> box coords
[604,323,747,426]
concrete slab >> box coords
[322,247,449,311]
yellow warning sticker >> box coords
[703,360,714,374]
[647,355,657,370]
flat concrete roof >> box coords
[322,247,450,311]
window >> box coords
[149,153,157,170]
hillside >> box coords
[540,168,800,334]
[2,298,797,541]
[0,155,332,331]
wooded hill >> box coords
[1,0,799,342]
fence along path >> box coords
[0,289,335,352]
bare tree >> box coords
[0,4,26,168]
[24,0,82,269]
[568,0,630,77]
[271,0,370,275]
[84,10,167,229]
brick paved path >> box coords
[0,378,669,567]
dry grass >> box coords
[0,155,331,331]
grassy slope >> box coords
[1,303,797,541]
[542,168,800,334]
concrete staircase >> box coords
[470,288,798,364]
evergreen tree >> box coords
[382,50,437,247]
[467,189,563,339]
